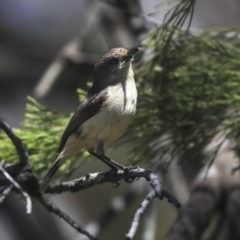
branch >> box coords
[44,167,180,239]
[125,190,156,240]
[81,187,140,239]
[81,182,147,240]
[47,169,180,208]
[142,199,158,240]
[0,185,13,202]
[37,195,98,240]
[46,169,153,193]
[0,118,30,169]
[0,164,32,214]
[162,189,182,208]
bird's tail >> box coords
[39,160,61,194]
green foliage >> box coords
[152,0,196,61]
[132,26,240,171]
[0,97,84,174]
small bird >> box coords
[39,47,141,193]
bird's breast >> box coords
[80,76,137,147]
[104,77,137,116]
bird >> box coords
[39,47,141,193]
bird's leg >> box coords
[89,148,121,187]
[99,154,136,183]
[88,151,118,171]
[95,142,127,170]
[89,143,138,183]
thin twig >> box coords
[162,189,181,208]
[0,185,14,202]
[0,165,32,214]
[142,199,157,240]
[125,190,157,240]
[0,118,30,169]
[37,196,98,240]
[80,185,143,240]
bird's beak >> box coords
[122,47,141,63]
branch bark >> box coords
[0,118,30,169]
[125,190,156,240]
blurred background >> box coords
[1,0,240,239]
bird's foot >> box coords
[123,166,139,183]
[113,180,121,188]
[105,168,121,188]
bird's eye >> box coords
[111,58,119,64]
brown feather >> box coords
[57,89,107,153]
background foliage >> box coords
[134,26,240,172]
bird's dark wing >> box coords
[57,89,107,153]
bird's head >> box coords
[94,47,141,84]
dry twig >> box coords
[0,118,30,169]
[125,190,156,240]
[0,185,13,202]
[0,164,32,214]
[37,195,98,240]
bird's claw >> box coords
[105,169,121,187]
[113,180,121,188]
[123,166,138,183]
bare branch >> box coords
[43,167,179,240]
[162,189,181,208]
[0,185,14,203]
[0,165,32,214]
[48,168,152,190]
[142,200,158,240]
[0,118,30,169]
[0,119,31,207]
[37,195,98,240]
[125,190,156,240]
[46,169,180,209]
[80,187,141,240]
